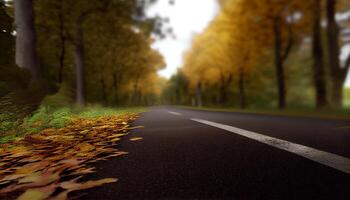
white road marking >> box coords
[191,118,350,175]
[168,111,182,116]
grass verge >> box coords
[0,106,148,144]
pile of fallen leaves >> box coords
[0,114,140,200]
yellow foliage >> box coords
[183,0,311,90]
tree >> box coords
[14,0,41,82]
[183,1,265,108]
[63,0,166,106]
[255,0,295,109]
[82,14,165,105]
[56,0,65,84]
[311,0,328,108]
[68,1,110,105]
[218,3,263,108]
[325,0,350,108]
[0,0,13,67]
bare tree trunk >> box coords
[219,73,232,106]
[312,0,328,108]
[219,85,226,106]
[238,68,246,109]
[326,0,348,108]
[57,0,65,84]
[14,0,41,82]
[100,75,107,103]
[331,79,344,108]
[72,5,110,106]
[272,16,293,109]
[273,17,286,109]
[74,22,85,106]
[138,90,142,105]
[112,72,120,105]
[196,81,203,107]
[132,78,140,105]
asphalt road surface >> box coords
[85,106,350,200]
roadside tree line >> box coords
[163,0,350,110]
[1,0,166,111]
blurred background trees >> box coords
[1,0,166,105]
[1,0,350,133]
[0,0,168,132]
[163,0,350,110]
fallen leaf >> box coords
[17,184,57,200]
[75,143,95,152]
[130,137,143,141]
[60,178,118,191]
[0,171,59,194]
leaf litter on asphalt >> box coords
[0,114,140,200]
[129,137,143,142]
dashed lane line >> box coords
[168,111,182,116]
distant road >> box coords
[86,106,350,200]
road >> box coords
[85,106,350,200]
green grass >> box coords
[0,135,20,144]
[76,106,147,119]
[177,105,350,120]
[0,106,148,144]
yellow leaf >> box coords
[111,138,121,142]
[75,143,95,152]
[130,137,143,141]
[60,178,118,191]
[17,184,56,200]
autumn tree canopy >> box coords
[166,0,350,110]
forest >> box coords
[0,0,168,197]
[1,0,169,137]
[0,0,350,199]
[1,0,350,138]
[163,0,350,112]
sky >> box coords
[147,0,219,79]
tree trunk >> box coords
[138,90,142,105]
[132,79,140,105]
[219,77,227,106]
[74,23,85,106]
[57,0,65,84]
[219,73,232,106]
[14,0,41,82]
[196,81,203,107]
[312,0,328,108]
[219,85,227,106]
[71,5,109,106]
[238,68,246,109]
[175,88,180,105]
[273,17,286,109]
[100,75,107,103]
[326,0,345,108]
[112,72,120,105]
[331,79,344,108]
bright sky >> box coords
[147,0,219,79]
